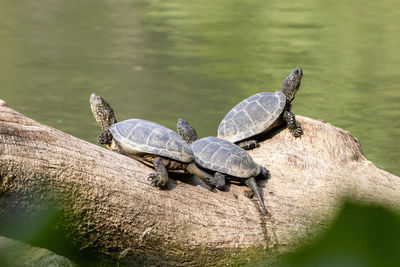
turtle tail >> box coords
[245,177,267,214]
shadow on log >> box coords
[0,100,399,266]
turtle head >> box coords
[177,118,198,144]
[90,93,117,131]
[281,66,303,102]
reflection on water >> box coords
[0,0,399,176]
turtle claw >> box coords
[148,172,168,189]
[295,122,303,137]
[291,128,302,137]
[289,121,303,137]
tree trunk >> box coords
[0,100,399,266]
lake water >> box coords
[1,1,399,175]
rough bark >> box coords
[0,100,399,266]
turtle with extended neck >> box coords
[217,67,304,149]
[89,93,221,190]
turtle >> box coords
[217,66,304,150]
[89,93,220,189]
[177,118,269,214]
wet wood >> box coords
[0,100,399,266]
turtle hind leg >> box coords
[148,157,169,189]
[258,166,270,180]
[186,163,221,190]
[237,140,259,150]
[244,177,267,214]
[283,111,303,137]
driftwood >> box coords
[0,100,399,266]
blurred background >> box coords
[0,0,399,265]
[0,0,399,175]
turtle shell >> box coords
[191,136,260,178]
[109,119,194,163]
[217,91,286,143]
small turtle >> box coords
[89,93,219,189]
[217,67,303,149]
[177,119,269,214]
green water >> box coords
[1,0,399,176]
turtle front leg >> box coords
[283,111,303,137]
[97,129,113,146]
[148,157,169,189]
[214,172,226,191]
[236,140,259,150]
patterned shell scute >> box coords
[217,92,286,142]
[191,136,260,178]
[109,119,194,163]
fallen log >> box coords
[0,100,399,266]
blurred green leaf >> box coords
[278,201,400,267]
[0,235,76,267]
